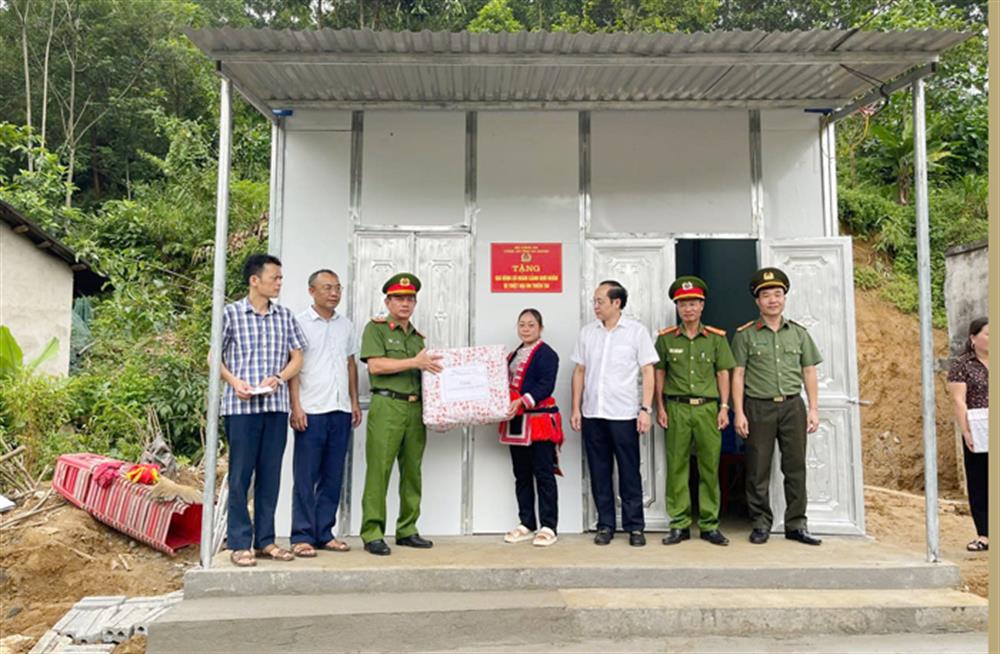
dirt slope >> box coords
[855,286,961,495]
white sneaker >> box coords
[503,524,534,543]
[532,527,557,547]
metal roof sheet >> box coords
[184,28,971,112]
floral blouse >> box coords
[948,352,989,410]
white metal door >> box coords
[759,237,865,535]
[351,231,471,536]
[582,239,675,530]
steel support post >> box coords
[912,78,940,563]
[200,78,234,569]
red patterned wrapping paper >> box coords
[421,345,509,432]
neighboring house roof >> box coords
[185,28,971,114]
[0,199,108,296]
[945,239,987,258]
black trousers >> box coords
[744,396,808,532]
[509,441,558,532]
[583,418,645,532]
[963,441,989,538]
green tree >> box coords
[866,116,953,205]
[468,0,524,31]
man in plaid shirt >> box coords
[220,253,306,566]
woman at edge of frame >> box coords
[500,308,564,547]
[947,316,989,552]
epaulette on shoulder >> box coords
[658,325,680,336]
[704,325,726,337]
[787,319,807,330]
[371,316,387,323]
[736,320,755,333]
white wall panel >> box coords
[473,112,583,534]
[761,110,825,239]
[590,111,752,235]
[274,129,352,539]
[279,131,353,311]
[361,112,466,226]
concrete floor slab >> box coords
[187,532,961,598]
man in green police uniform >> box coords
[359,273,443,556]
[654,276,736,547]
[731,267,823,546]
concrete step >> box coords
[186,534,961,598]
[147,588,988,653]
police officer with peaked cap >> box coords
[731,267,824,546]
[358,273,443,555]
[654,276,736,547]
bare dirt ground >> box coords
[865,486,988,597]
[0,478,201,654]
[0,260,988,653]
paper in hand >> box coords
[248,385,275,396]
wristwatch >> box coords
[640,405,652,414]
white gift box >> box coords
[421,345,509,432]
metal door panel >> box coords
[415,234,471,348]
[582,239,675,530]
[760,237,864,535]
[350,230,471,536]
[353,232,412,401]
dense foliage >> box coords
[0,0,987,477]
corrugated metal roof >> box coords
[184,28,971,112]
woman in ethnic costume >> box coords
[501,309,563,547]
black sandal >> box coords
[966,539,989,552]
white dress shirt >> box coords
[571,317,659,420]
[295,307,359,414]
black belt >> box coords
[747,394,801,403]
[666,396,717,406]
[373,389,421,403]
[524,406,559,414]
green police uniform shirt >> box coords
[359,318,426,395]
[655,324,736,399]
[731,318,823,398]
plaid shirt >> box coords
[220,297,307,416]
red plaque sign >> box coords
[490,243,562,293]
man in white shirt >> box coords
[287,269,362,556]
[571,280,659,547]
